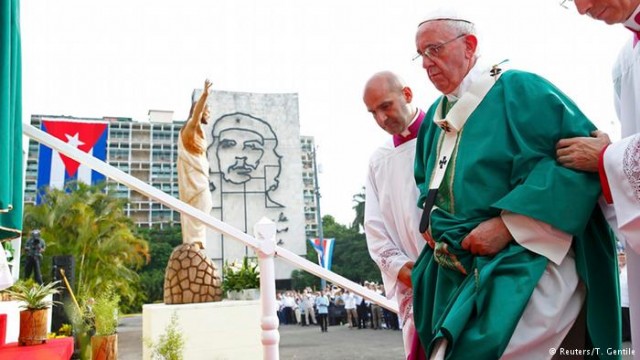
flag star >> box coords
[65,132,85,148]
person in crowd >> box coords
[356,290,369,329]
[281,291,296,325]
[276,292,286,325]
[619,249,632,342]
[315,291,330,333]
[369,283,384,330]
[294,292,303,325]
[342,289,358,328]
[302,288,317,326]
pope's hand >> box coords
[422,231,435,249]
[461,217,512,256]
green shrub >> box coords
[93,286,120,336]
[145,312,185,360]
[222,257,260,292]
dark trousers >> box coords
[282,307,294,325]
[318,313,328,332]
[357,304,369,329]
[277,310,285,325]
[24,256,43,284]
[622,307,631,342]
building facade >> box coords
[300,136,320,240]
[26,107,319,280]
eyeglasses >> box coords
[413,34,467,61]
[559,0,574,9]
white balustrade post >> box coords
[254,217,279,360]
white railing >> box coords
[23,123,399,360]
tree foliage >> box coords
[290,241,322,291]
[291,215,382,290]
[22,182,149,312]
[351,187,365,232]
[323,215,381,284]
[135,226,182,308]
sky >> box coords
[21,0,630,226]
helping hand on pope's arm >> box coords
[556,130,611,172]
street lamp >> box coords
[310,147,326,290]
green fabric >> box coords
[413,70,621,359]
[0,0,23,241]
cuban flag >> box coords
[309,238,335,271]
[36,119,109,203]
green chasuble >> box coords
[413,70,620,359]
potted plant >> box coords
[90,287,120,360]
[5,280,61,346]
[222,257,260,300]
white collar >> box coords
[623,4,640,31]
[446,58,484,101]
[399,107,419,137]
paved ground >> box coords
[118,315,635,359]
[117,315,405,360]
[118,315,143,360]
[279,323,405,360]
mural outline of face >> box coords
[216,128,265,184]
[207,112,283,196]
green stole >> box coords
[413,70,621,359]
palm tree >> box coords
[23,181,149,307]
[351,188,365,232]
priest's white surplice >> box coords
[364,138,424,356]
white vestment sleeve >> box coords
[501,212,572,266]
[603,135,640,253]
[364,163,411,300]
[611,38,640,354]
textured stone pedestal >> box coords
[163,243,223,304]
[142,301,261,360]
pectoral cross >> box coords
[490,65,502,77]
[439,156,448,169]
[490,59,509,79]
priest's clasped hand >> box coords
[461,217,513,256]
[397,261,415,288]
[555,130,611,172]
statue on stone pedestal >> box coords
[164,79,223,304]
[178,79,213,249]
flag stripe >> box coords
[309,238,335,271]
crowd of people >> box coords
[276,282,402,333]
